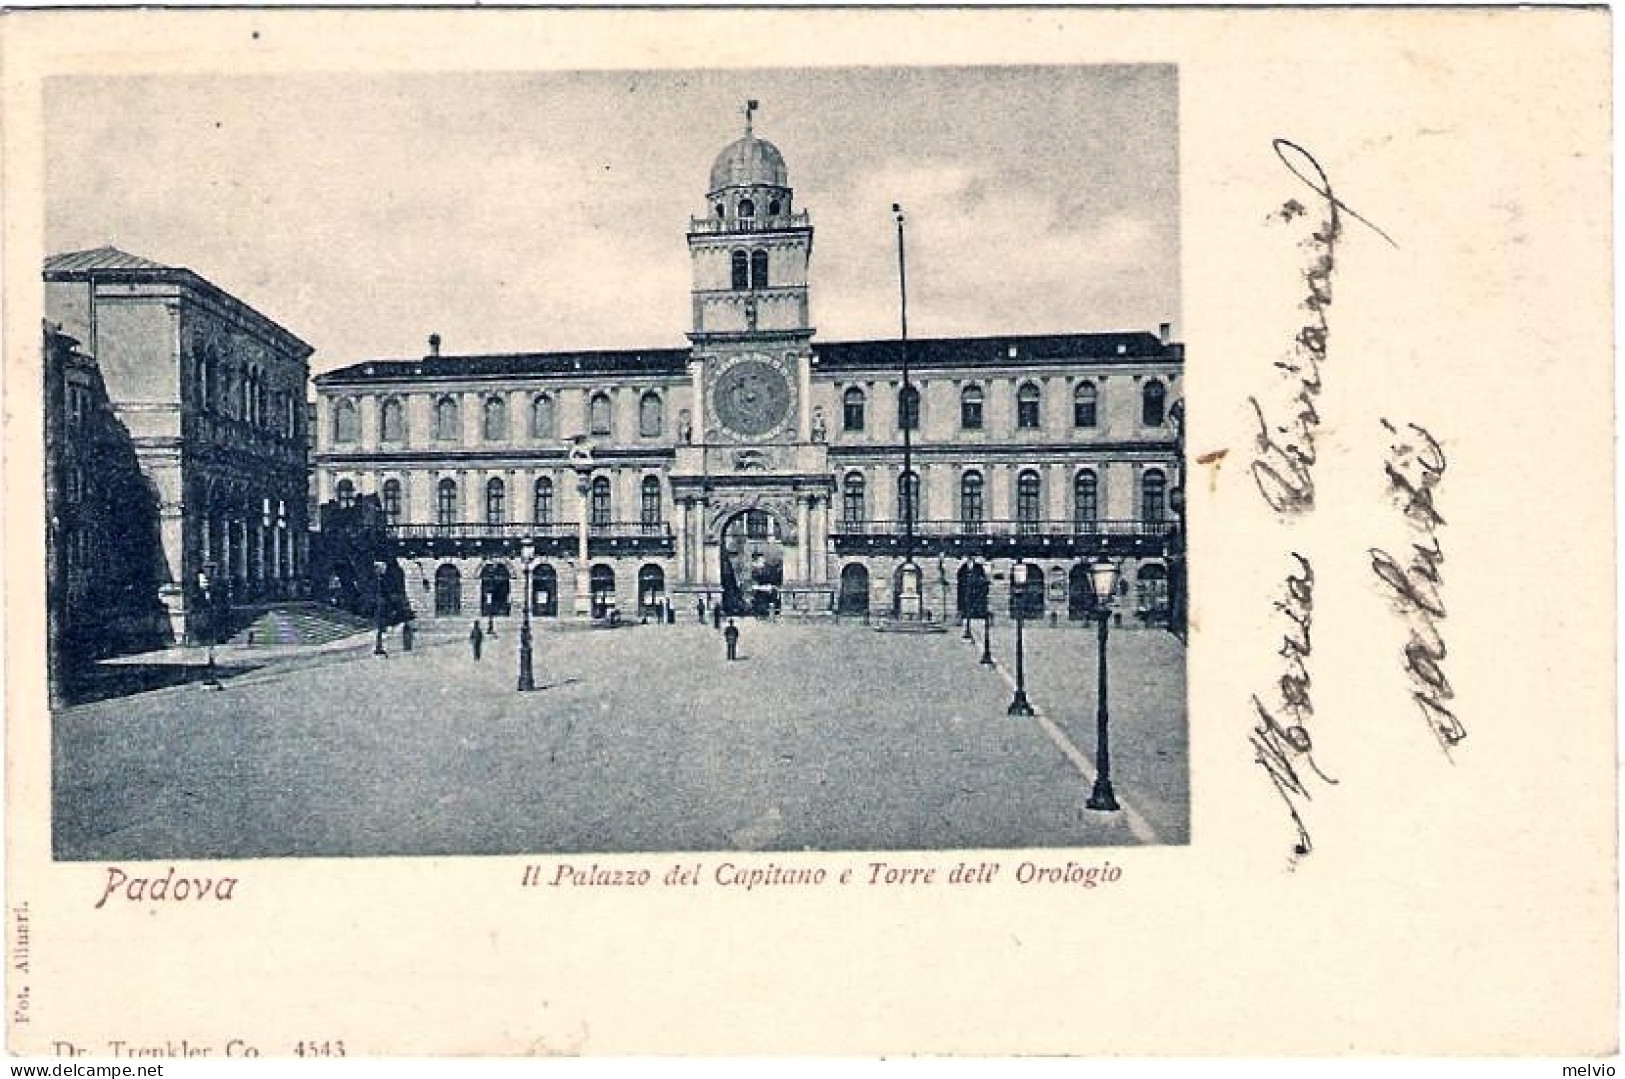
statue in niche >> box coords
[678,409,692,444]
[810,406,826,443]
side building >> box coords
[44,322,173,701]
[44,247,315,644]
[311,114,1184,626]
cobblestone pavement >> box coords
[53,617,1186,859]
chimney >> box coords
[1158,322,1171,346]
[428,333,441,358]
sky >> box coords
[45,65,1179,374]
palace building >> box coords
[311,110,1184,626]
[44,247,314,644]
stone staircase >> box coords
[226,603,375,648]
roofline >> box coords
[44,263,315,359]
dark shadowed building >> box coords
[44,322,173,702]
[44,247,314,643]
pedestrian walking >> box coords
[696,596,706,624]
[470,621,484,661]
[712,604,723,630]
[402,619,415,652]
[724,618,740,661]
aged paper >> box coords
[1,7,1614,1058]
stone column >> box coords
[575,474,592,619]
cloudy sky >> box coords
[45,65,1178,373]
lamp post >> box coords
[893,202,923,620]
[517,538,536,692]
[373,559,387,656]
[1006,560,1034,716]
[1085,557,1121,812]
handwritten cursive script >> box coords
[1369,419,1464,754]
[1248,141,1399,516]
[1250,552,1337,859]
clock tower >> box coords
[687,100,814,444]
[673,102,833,612]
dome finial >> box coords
[744,98,759,137]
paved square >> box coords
[53,619,1186,859]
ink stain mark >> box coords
[1195,448,1228,492]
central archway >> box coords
[719,508,786,616]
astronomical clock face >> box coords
[712,355,794,440]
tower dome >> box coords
[709,133,788,193]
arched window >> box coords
[332,398,359,443]
[533,477,554,526]
[750,249,769,289]
[589,392,612,437]
[842,472,865,526]
[767,199,781,216]
[590,475,612,527]
[960,384,984,430]
[738,198,755,220]
[336,478,356,509]
[1017,382,1042,429]
[485,477,505,525]
[896,470,920,526]
[379,397,405,443]
[434,396,460,441]
[483,396,508,442]
[1142,379,1167,427]
[898,384,920,431]
[1074,469,1099,529]
[437,477,457,526]
[1142,468,1167,522]
[731,250,750,290]
[381,478,402,522]
[960,471,985,533]
[531,394,555,439]
[639,392,664,438]
[843,387,866,432]
[256,377,268,427]
[1017,469,1042,534]
[640,475,662,532]
[1074,381,1098,428]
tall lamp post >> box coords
[517,538,536,692]
[1006,560,1034,716]
[373,559,388,656]
[893,202,923,620]
[1085,557,1122,811]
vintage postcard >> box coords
[0,6,1614,1060]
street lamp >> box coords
[1006,560,1034,716]
[517,539,536,691]
[373,559,388,656]
[1085,557,1122,812]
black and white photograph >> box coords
[44,65,1189,861]
[9,7,1614,1062]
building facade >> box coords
[312,117,1183,626]
[44,247,315,643]
[44,322,174,700]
